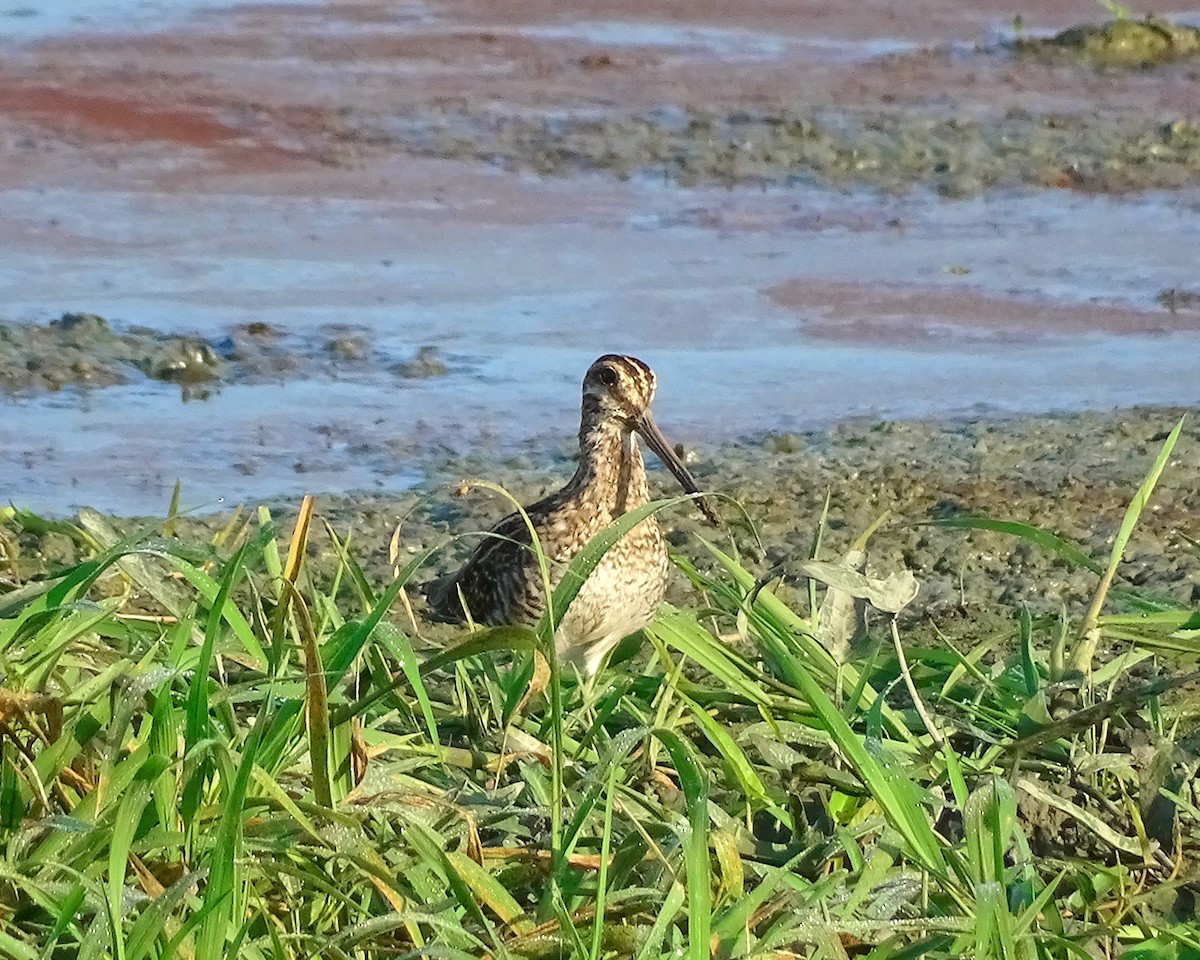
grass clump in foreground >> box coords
[1,419,1199,958]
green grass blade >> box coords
[106,755,168,959]
[181,544,247,831]
[632,882,686,960]
[125,869,207,960]
[405,820,506,956]
[1072,415,1186,672]
[560,728,643,862]
[374,621,441,745]
[168,554,267,668]
[445,851,528,931]
[788,660,952,881]
[42,882,88,957]
[651,728,710,960]
[0,928,40,960]
[647,606,772,708]
[419,625,538,675]
[963,778,1016,886]
[680,692,790,827]
[587,757,620,960]
[195,725,261,960]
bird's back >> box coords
[426,488,579,627]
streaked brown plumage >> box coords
[427,354,716,676]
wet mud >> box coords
[1,312,223,392]
[374,103,1200,195]
[6,406,1197,642]
[2,2,1199,196]
[1014,16,1200,68]
[317,7,1200,197]
[0,312,449,394]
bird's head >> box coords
[582,353,718,524]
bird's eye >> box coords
[598,367,618,387]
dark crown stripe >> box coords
[596,354,650,387]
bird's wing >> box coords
[424,505,546,623]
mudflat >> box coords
[0,0,1197,598]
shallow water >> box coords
[514,21,925,61]
[4,183,1197,330]
[0,0,314,41]
[13,329,1200,516]
[2,174,1199,516]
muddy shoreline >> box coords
[6,405,1197,646]
[387,404,1200,627]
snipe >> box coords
[427,354,716,676]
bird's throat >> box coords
[572,407,649,518]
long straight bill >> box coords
[636,411,719,524]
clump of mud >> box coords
[0,313,453,394]
[0,312,223,391]
[1014,17,1200,68]
[393,345,450,379]
[1158,288,1200,314]
[370,104,1200,195]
